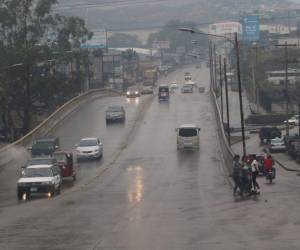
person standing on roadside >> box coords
[232,154,242,195]
[251,156,260,193]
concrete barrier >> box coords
[210,90,235,175]
[0,88,122,167]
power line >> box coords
[54,0,170,10]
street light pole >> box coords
[276,42,297,137]
[234,32,246,156]
[178,28,246,155]
[224,58,231,145]
[219,54,224,123]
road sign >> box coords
[81,29,107,49]
[152,41,170,49]
[242,15,260,41]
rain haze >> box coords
[1,0,300,249]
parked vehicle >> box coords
[158,84,169,101]
[176,124,201,150]
[284,115,299,126]
[76,137,103,160]
[53,151,76,181]
[285,136,300,160]
[268,137,286,153]
[259,127,281,144]
[30,137,60,157]
[126,86,140,98]
[106,106,125,123]
[17,164,62,200]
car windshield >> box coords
[24,167,53,177]
[272,138,283,143]
[179,128,198,137]
[27,158,53,165]
[79,139,98,147]
[107,107,122,112]
[159,87,168,92]
[54,154,67,163]
[32,141,54,149]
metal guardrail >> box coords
[0,88,122,167]
[210,90,235,175]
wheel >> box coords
[56,185,61,195]
[73,174,76,181]
[17,192,22,200]
[269,178,272,184]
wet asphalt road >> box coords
[1,66,300,249]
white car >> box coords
[269,137,286,153]
[284,115,299,126]
[76,137,103,160]
[170,82,178,90]
[17,164,62,200]
[176,124,201,150]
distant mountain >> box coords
[56,0,290,31]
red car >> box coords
[53,151,76,181]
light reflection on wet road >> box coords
[1,66,300,249]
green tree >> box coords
[0,0,91,137]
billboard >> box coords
[209,22,242,35]
[81,29,107,49]
[242,16,260,41]
[152,41,170,49]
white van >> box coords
[176,124,201,149]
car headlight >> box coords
[94,149,99,152]
[135,91,138,94]
[126,91,130,95]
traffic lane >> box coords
[0,94,151,209]
[0,66,228,249]
[5,67,300,249]
[54,95,153,189]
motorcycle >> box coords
[265,168,275,183]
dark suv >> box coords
[259,127,281,144]
[30,137,60,157]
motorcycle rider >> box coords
[264,154,275,178]
[251,156,260,193]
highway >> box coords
[1,66,300,249]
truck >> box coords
[143,69,157,86]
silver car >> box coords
[269,137,286,153]
[106,106,125,123]
[76,138,103,160]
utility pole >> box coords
[297,20,300,49]
[235,32,246,157]
[214,44,217,95]
[276,42,297,136]
[209,41,214,91]
[219,55,224,123]
[224,58,231,145]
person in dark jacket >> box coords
[232,154,242,195]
